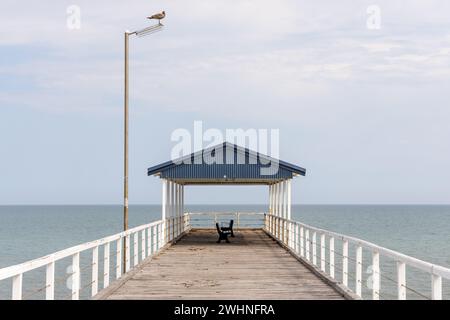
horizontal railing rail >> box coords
[187,212,265,229]
[0,214,190,300]
[264,213,450,300]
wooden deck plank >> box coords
[99,229,346,300]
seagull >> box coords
[147,11,166,25]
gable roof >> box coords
[147,142,306,185]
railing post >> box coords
[116,238,122,279]
[295,224,299,254]
[397,262,406,300]
[329,237,335,278]
[312,232,317,266]
[71,252,80,300]
[289,222,293,249]
[146,228,151,257]
[305,229,310,261]
[133,232,138,267]
[275,216,280,240]
[320,234,325,272]
[12,274,23,300]
[141,230,146,260]
[125,235,130,272]
[159,223,163,248]
[356,246,362,297]
[104,242,110,288]
[172,217,175,241]
[91,246,99,297]
[342,240,348,287]
[300,227,304,257]
[152,225,156,254]
[431,274,442,300]
[372,251,380,300]
[45,261,55,300]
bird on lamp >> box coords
[147,11,166,25]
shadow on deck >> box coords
[96,229,347,300]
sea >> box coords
[0,205,449,300]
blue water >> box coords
[0,205,449,300]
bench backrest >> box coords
[216,222,221,234]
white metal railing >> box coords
[2,212,449,300]
[0,214,189,300]
[187,212,265,229]
[265,213,450,300]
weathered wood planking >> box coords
[98,229,346,300]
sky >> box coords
[1,0,450,205]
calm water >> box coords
[0,205,449,299]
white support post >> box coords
[167,180,171,241]
[71,252,80,300]
[320,234,326,272]
[356,246,362,297]
[342,240,348,287]
[12,274,23,300]
[91,246,99,297]
[161,179,167,244]
[296,224,300,253]
[270,184,274,216]
[372,251,380,300]
[104,242,110,288]
[287,179,291,220]
[173,182,177,238]
[278,182,282,217]
[45,261,55,300]
[274,183,278,216]
[116,238,122,279]
[312,232,317,265]
[397,262,406,300]
[171,181,175,240]
[273,183,278,236]
[431,274,442,300]
[282,181,287,219]
[269,185,272,215]
[330,237,335,279]
[177,183,181,236]
[181,185,184,217]
[280,182,285,242]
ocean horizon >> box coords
[1,204,449,299]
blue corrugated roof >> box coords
[147,142,306,184]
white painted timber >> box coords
[104,242,110,288]
[356,246,362,297]
[397,262,406,300]
[91,246,99,297]
[343,240,349,287]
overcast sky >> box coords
[1,0,450,204]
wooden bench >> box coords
[216,221,233,243]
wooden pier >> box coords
[95,229,346,300]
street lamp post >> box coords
[123,23,163,271]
